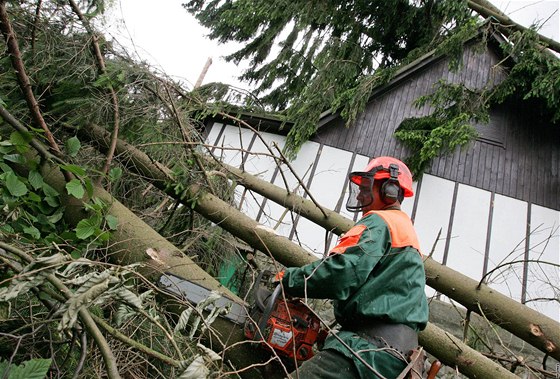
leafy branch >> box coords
[0,242,122,379]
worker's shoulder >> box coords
[357,211,391,230]
[361,209,410,224]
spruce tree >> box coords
[184,0,473,156]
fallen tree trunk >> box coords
[467,0,560,55]
[2,150,264,376]
[82,122,560,362]
[74,123,529,377]
[18,136,513,379]
[228,162,560,361]
[38,167,275,378]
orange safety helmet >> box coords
[346,156,414,211]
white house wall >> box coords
[293,145,353,254]
[527,205,560,319]
[413,175,456,259]
[264,140,321,237]
[238,131,286,219]
[445,184,491,283]
[205,122,560,321]
[486,194,527,304]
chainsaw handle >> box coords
[255,284,282,341]
[426,360,442,379]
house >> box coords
[203,29,559,322]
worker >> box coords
[281,156,429,379]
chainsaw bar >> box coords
[158,273,248,325]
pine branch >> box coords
[30,0,42,54]
[0,1,61,155]
[161,83,217,195]
[0,104,74,184]
[67,0,120,185]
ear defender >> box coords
[380,163,401,204]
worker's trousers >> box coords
[288,349,360,379]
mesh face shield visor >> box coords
[345,170,378,212]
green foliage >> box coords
[66,179,85,199]
[185,0,473,156]
[65,136,81,158]
[0,358,52,379]
[434,18,482,70]
[395,80,488,175]
[396,25,560,176]
[0,133,113,246]
[0,1,239,377]
[492,28,560,123]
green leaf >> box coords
[93,197,106,208]
[8,358,52,379]
[27,191,42,202]
[66,179,84,199]
[2,153,26,164]
[96,230,111,242]
[109,167,122,182]
[65,137,81,157]
[23,225,41,239]
[5,172,27,197]
[0,360,9,375]
[84,178,94,197]
[75,217,99,239]
[0,162,13,173]
[45,196,59,207]
[0,224,14,233]
[9,131,32,145]
[60,164,86,177]
[9,131,32,146]
[0,145,13,154]
[105,214,118,230]
[28,171,44,190]
[42,183,59,197]
[70,250,81,259]
[47,211,64,224]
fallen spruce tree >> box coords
[82,122,560,364]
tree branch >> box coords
[67,0,120,184]
[0,241,122,379]
[0,1,61,154]
[467,0,560,54]
[90,314,182,368]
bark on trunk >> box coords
[75,124,532,377]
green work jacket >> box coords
[282,210,429,378]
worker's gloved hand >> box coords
[272,270,285,283]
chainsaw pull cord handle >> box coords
[255,284,282,341]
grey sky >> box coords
[106,0,559,91]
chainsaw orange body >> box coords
[245,284,326,361]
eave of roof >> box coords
[203,109,293,136]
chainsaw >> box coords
[244,271,327,362]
